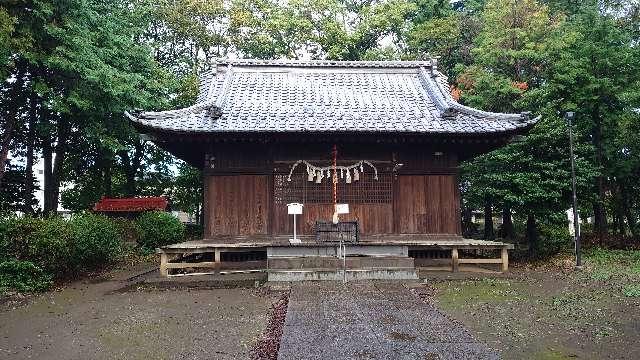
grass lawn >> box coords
[431,249,640,360]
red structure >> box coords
[93,196,168,213]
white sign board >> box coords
[336,203,349,214]
[287,203,303,215]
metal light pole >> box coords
[565,112,582,268]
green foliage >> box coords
[0,215,11,261]
[457,0,574,231]
[169,162,202,221]
[136,211,185,250]
[70,213,122,270]
[227,0,417,61]
[537,221,573,255]
[0,7,15,79]
[111,218,140,244]
[0,214,126,290]
[0,260,53,293]
[5,216,74,274]
[622,284,640,298]
[584,248,640,281]
[0,162,38,212]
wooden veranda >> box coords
[158,236,513,279]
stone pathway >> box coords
[278,282,499,360]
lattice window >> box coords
[274,173,392,204]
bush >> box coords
[0,216,12,262]
[136,211,185,250]
[70,213,123,270]
[536,222,574,257]
[5,216,74,274]
[0,260,52,293]
[111,218,140,244]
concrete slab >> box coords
[278,281,499,360]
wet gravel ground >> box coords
[278,282,499,360]
[0,275,279,360]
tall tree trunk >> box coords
[42,135,53,214]
[43,115,70,214]
[0,70,24,189]
[102,155,112,197]
[526,214,538,257]
[462,206,473,237]
[0,110,17,188]
[484,200,495,240]
[23,92,37,214]
[592,110,608,240]
[500,206,515,239]
[593,202,606,242]
[621,183,638,237]
[50,116,70,213]
[615,199,625,235]
[119,141,144,197]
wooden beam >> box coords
[160,252,169,277]
[165,262,220,269]
[501,248,509,272]
[457,258,503,264]
[451,248,459,272]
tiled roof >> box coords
[126,59,538,135]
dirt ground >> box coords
[427,254,640,360]
[0,265,280,360]
[2,251,639,360]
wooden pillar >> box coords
[160,252,169,277]
[214,248,221,263]
[203,175,210,238]
[501,247,509,272]
[451,248,459,272]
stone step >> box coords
[267,244,409,258]
[267,268,419,282]
[267,256,414,270]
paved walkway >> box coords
[278,282,499,360]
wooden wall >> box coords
[204,175,269,237]
[202,144,462,239]
[395,175,460,234]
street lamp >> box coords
[565,112,582,268]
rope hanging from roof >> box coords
[286,159,378,184]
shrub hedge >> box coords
[136,211,185,250]
[0,211,187,294]
[6,216,74,274]
[0,260,52,293]
[70,213,122,270]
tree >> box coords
[525,0,640,239]
[2,0,169,213]
[454,0,569,250]
[0,161,37,212]
[170,162,203,223]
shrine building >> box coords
[127,59,538,280]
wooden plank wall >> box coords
[204,175,269,236]
[202,144,462,238]
[396,175,460,234]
